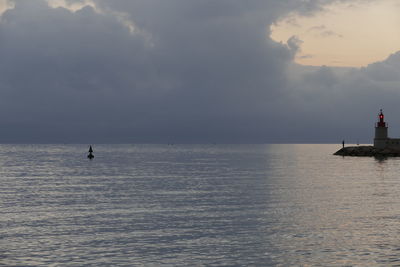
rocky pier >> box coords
[334,146,400,157]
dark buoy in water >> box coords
[88,145,94,159]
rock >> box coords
[334,146,400,157]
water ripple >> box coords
[1,144,400,265]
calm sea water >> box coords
[1,144,400,266]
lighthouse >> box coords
[374,109,388,148]
[335,110,400,156]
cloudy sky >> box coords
[0,0,399,143]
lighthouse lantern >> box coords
[377,109,386,127]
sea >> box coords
[1,144,400,266]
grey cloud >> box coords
[0,0,398,143]
[308,25,328,32]
[287,35,303,56]
[362,52,400,82]
[298,54,314,59]
[0,0,298,142]
[320,30,343,38]
[308,25,343,38]
[283,52,400,143]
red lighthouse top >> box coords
[377,109,386,127]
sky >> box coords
[271,0,400,67]
[0,0,399,143]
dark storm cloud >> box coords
[283,51,400,143]
[0,0,152,142]
[0,0,398,143]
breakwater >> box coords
[334,146,400,157]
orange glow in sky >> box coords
[271,0,400,67]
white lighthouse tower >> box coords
[374,109,388,148]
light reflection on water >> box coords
[1,144,400,265]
